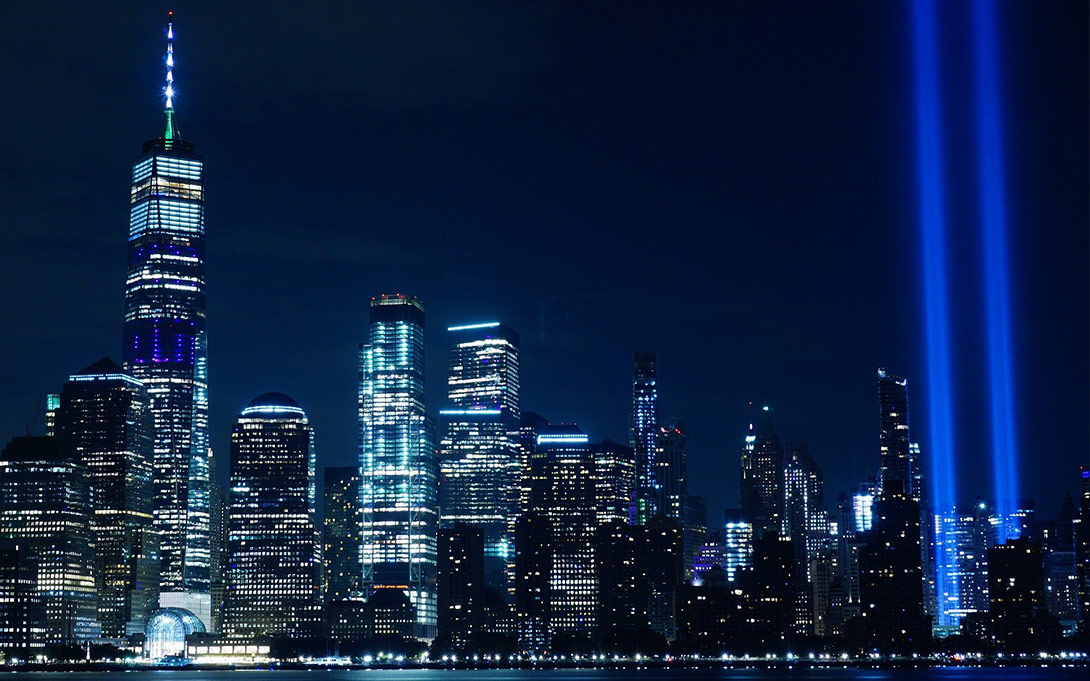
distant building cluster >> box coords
[1,15,1087,666]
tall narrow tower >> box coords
[740,405,784,537]
[877,368,913,498]
[121,13,211,626]
[358,294,438,638]
[631,351,658,524]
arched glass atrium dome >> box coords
[144,607,206,660]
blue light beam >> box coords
[971,0,1020,542]
[912,0,958,621]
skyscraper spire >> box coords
[164,11,179,142]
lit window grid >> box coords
[124,143,210,598]
[358,309,438,636]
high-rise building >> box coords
[594,440,637,526]
[723,509,754,582]
[935,500,996,629]
[1043,549,1080,632]
[358,294,437,638]
[0,546,47,653]
[323,467,361,602]
[43,394,60,437]
[876,370,937,625]
[691,530,726,584]
[681,494,707,580]
[631,351,659,524]
[513,412,550,527]
[783,441,828,581]
[525,426,599,636]
[743,532,796,644]
[439,322,520,594]
[514,424,635,644]
[877,368,912,497]
[740,406,784,537]
[437,524,484,648]
[0,436,99,643]
[987,537,1045,645]
[858,480,930,652]
[851,478,877,534]
[224,394,321,639]
[594,517,684,641]
[208,450,226,633]
[655,419,686,522]
[57,359,158,637]
[121,16,211,621]
[1077,467,1090,633]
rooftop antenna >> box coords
[164,10,180,143]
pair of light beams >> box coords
[913,0,1020,595]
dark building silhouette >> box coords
[988,537,1051,646]
[857,480,930,652]
[740,406,784,537]
[58,358,158,638]
[437,524,484,648]
[594,517,684,641]
[323,466,361,602]
[224,394,321,639]
[655,419,685,522]
[877,368,913,497]
[675,565,744,653]
[514,511,551,651]
[370,589,417,638]
[0,436,98,643]
[743,531,796,647]
[1077,467,1090,631]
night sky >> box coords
[0,2,1086,520]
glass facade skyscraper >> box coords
[935,500,996,628]
[0,437,99,643]
[224,393,321,639]
[121,16,211,622]
[438,322,520,593]
[57,358,158,637]
[631,351,659,524]
[358,294,438,638]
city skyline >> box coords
[0,2,1085,527]
[0,3,1086,660]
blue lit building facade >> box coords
[224,394,321,639]
[438,322,520,594]
[935,501,996,629]
[631,351,659,524]
[58,359,158,637]
[723,509,754,582]
[121,17,211,623]
[358,295,438,638]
